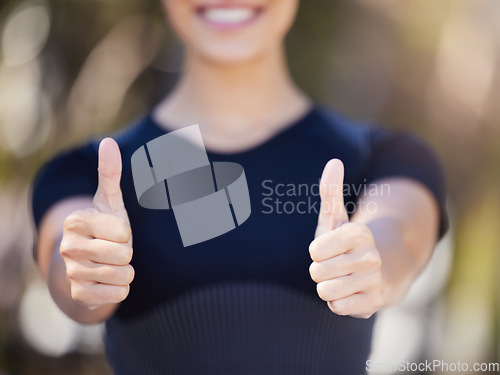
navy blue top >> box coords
[31,106,446,374]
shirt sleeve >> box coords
[363,128,448,239]
[31,141,99,231]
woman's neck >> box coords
[153,46,311,152]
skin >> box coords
[39,139,133,323]
[36,0,439,323]
[310,159,438,318]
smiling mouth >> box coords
[196,6,263,29]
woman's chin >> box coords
[196,44,263,66]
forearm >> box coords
[364,216,433,306]
[351,179,439,307]
[47,241,119,324]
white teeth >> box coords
[203,8,255,24]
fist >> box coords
[309,159,383,319]
[60,138,134,310]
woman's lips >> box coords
[196,6,263,30]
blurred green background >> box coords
[0,0,499,374]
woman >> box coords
[32,1,446,374]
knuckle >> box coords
[309,235,333,262]
[59,237,72,256]
[71,284,88,305]
[99,284,129,304]
[316,282,325,300]
[364,250,382,269]
[105,242,132,266]
[115,244,133,265]
[308,241,318,261]
[329,299,348,316]
[114,285,129,303]
[64,211,87,232]
[60,237,87,261]
[316,282,331,301]
[125,265,135,284]
[65,262,78,279]
[309,262,322,283]
[60,237,85,259]
[116,219,132,242]
[123,246,133,264]
[356,224,374,242]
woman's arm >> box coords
[351,178,439,306]
[309,159,440,318]
[36,139,134,324]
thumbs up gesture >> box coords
[60,138,134,310]
[309,159,384,319]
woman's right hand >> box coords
[60,138,134,310]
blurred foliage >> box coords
[0,0,499,374]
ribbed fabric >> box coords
[105,283,374,375]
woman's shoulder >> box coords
[56,112,159,161]
[306,105,376,160]
[310,105,435,161]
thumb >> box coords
[93,138,125,214]
[315,159,349,237]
